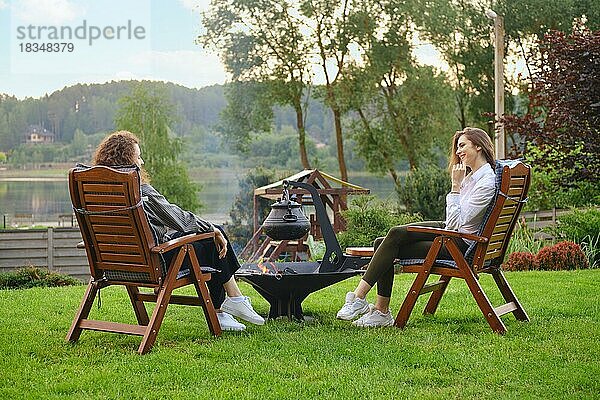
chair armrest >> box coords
[406,226,488,243]
[151,232,215,253]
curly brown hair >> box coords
[93,130,150,182]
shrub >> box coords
[502,252,538,271]
[225,166,277,249]
[536,241,589,271]
[337,195,422,249]
[547,208,600,245]
[525,166,600,211]
[0,266,81,289]
[398,166,450,220]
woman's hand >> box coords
[213,227,228,259]
[451,162,466,192]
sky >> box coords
[0,0,228,98]
[0,0,445,99]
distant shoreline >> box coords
[0,177,67,182]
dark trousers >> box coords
[362,221,468,297]
[163,226,240,308]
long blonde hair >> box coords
[448,127,495,173]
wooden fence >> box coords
[0,228,89,281]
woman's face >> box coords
[133,143,144,168]
[455,135,481,168]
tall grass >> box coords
[505,219,546,256]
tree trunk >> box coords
[294,102,310,169]
[332,106,348,181]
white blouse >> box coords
[445,163,496,236]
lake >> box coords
[0,170,397,227]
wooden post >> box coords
[47,227,54,271]
[252,194,259,254]
[494,15,505,158]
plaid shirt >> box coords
[141,183,214,244]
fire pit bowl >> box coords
[237,180,370,320]
[237,260,366,320]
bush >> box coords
[536,241,589,271]
[225,166,277,249]
[337,195,422,249]
[524,165,600,211]
[0,266,81,289]
[398,166,450,220]
[502,252,538,271]
[547,208,600,245]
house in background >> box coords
[25,125,54,144]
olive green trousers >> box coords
[362,221,468,297]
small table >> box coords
[345,247,375,257]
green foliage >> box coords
[226,166,277,247]
[115,84,202,212]
[398,166,451,221]
[547,208,600,245]
[505,221,546,256]
[0,266,80,289]
[337,195,422,249]
[526,163,600,211]
[0,151,6,163]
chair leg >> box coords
[423,275,451,315]
[491,269,530,322]
[126,286,150,326]
[66,278,98,343]
[138,248,186,354]
[395,239,442,329]
[459,265,507,334]
[188,246,222,336]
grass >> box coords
[1,270,599,399]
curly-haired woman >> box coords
[93,130,264,331]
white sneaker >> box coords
[336,292,369,320]
[221,296,265,325]
[352,305,394,327]
[217,312,246,331]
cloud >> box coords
[178,0,209,13]
[12,0,84,25]
[0,0,8,11]
[125,49,228,88]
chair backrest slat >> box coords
[69,165,160,283]
[472,161,531,270]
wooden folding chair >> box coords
[395,160,531,334]
[66,165,221,354]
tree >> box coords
[226,166,277,247]
[502,27,600,187]
[341,0,455,183]
[200,0,313,168]
[115,84,202,211]
[301,0,357,181]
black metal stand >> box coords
[237,179,370,320]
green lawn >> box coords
[1,270,598,399]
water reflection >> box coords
[0,172,397,224]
